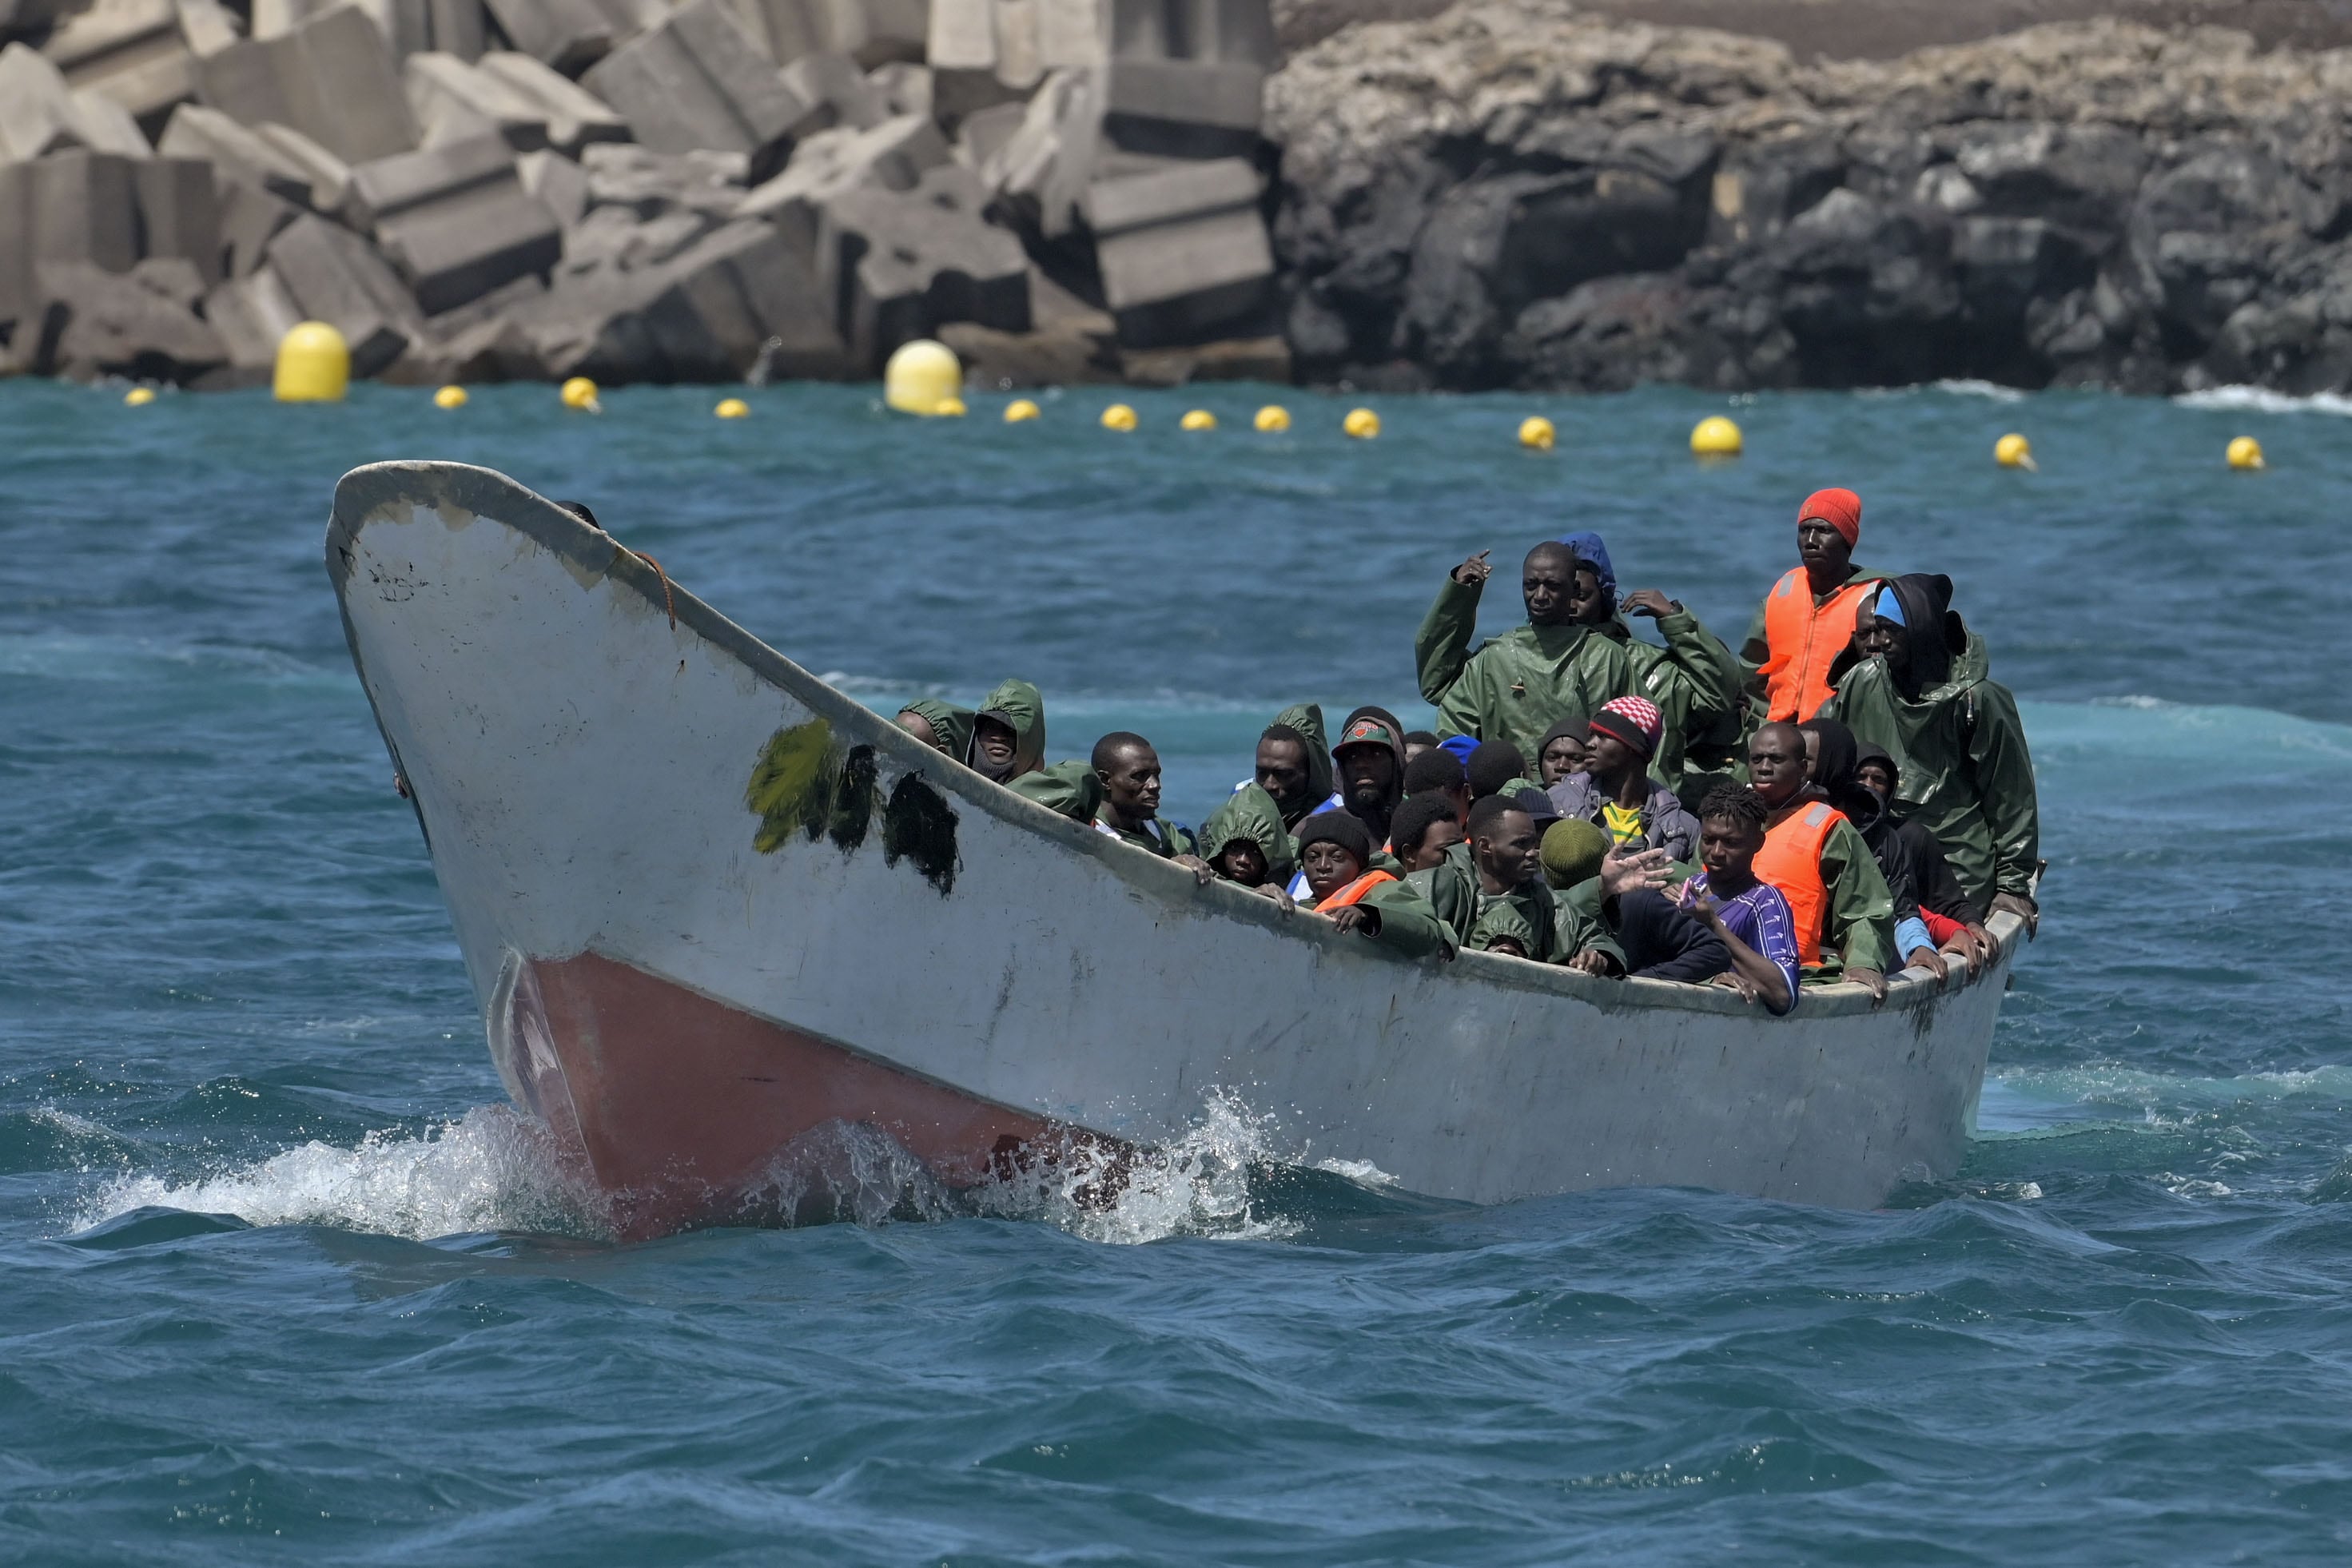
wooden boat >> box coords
[328,460,2029,1238]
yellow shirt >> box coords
[1601,802,1645,846]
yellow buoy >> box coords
[1254,404,1290,432]
[1519,415,1554,451]
[935,396,967,417]
[1994,432,2035,470]
[1004,398,1041,423]
[1343,407,1380,440]
[123,385,156,406]
[434,384,468,409]
[1101,403,1138,432]
[884,338,962,416]
[1689,415,1742,458]
[2227,435,2265,470]
[273,320,349,403]
[560,376,600,412]
[1180,408,1216,432]
[714,396,750,419]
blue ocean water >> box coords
[4,376,2350,1565]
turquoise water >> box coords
[5,376,2350,1564]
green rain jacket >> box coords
[897,698,974,761]
[971,679,1046,777]
[1095,810,1199,858]
[1199,783,1295,883]
[1268,701,1336,825]
[1415,575,1732,787]
[1323,875,1453,961]
[1410,843,1625,969]
[1820,629,2039,911]
[1009,759,1102,823]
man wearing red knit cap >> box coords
[1740,488,1889,723]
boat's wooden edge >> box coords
[327,459,2028,1024]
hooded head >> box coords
[896,698,973,760]
[1861,574,1961,696]
[1536,717,1591,785]
[970,679,1045,782]
[1270,702,1334,808]
[1557,531,1618,621]
[1799,714,1872,825]
[1199,784,1289,887]
[1334,705,1407,818]
[1855,742,1900,802]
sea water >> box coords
[3,377,2349,1565]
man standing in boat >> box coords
[1746,721,1894,1000]
[1423,541,1635,766]
[1418,533,1737,791]
[1741,489,1889,723]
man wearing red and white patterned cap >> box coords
[1544,694,1704,863]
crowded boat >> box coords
[895,488,2041,1013]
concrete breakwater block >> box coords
[157,102,314,206]
[133,153,221,283]
[405,49,631,154]
[41,0,241,138]
[1082,153,1271,346]
[33,256,225,379]
[583,0,804,170]
[197,4,419,164]
[817,157,1029,369]
[347,132,561,313]
[264,210,423,375]
[0,40,154,161]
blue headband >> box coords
[1874,587,1907,627]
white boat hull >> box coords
[328,461,2021,1236]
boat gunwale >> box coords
[327,459,2026,1025]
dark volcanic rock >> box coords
[1268,2,2352,394]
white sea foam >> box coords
[1932,379,2029,401]
[71,1107,606,1242]
[973,1091,1303,1244]
[2175,385,2352,416]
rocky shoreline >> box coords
[6,0,2352,396]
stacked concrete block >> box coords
[29,149,142,272]
[264,209,423,373]
[926,0,1092,125]
[736,110,947,249]
[584,0,809,173]
[0,161,32,339]
[866,58,927,117]
[0,41,153,161]
[583,142,750,220]
[816,158,1027,368]
[405,49,626,153]
[781,50,885,137]
[482,0,656,74]
[36,255,225,378]
[198,4,419,164]
[517,145,585,225]
[346,131,560,312]
[157,101,313,203]
[981,63,1091,239]
[42,0,242,138]
[1081,153,1268,346]
[215,176,299,272]
[254,121,350,211]
[133,153,220,281]
[828,0,925,67]
[202,257,304,369]
[1098,0,1267,159]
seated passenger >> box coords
[1803,717,1960,982]
[1403,730,1439,763]
[1466,738,1532,802]
[1402,746,1469,824]
[1243,705,1342,830]
[896,699,972,758]
[1546,694,1701,863]
[969,679,1045,785]
[1388,792,1465,871]
[1535,718,1590,786]
[1414,796,1621,971]
[1292,812,1451,958]
[1197,784,1292,897]
[1537,819,1715,982]
[1747,721,1895,998]
[1676,784,1801,1013]
[1856,742,1993,972]
[1821,573,2040,930]
[1089,733,1209,881]
[1332,706,1410,855]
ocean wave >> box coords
[69,1107,606,1243]
[0,632,341,687]
[1932,379,2030,402]
[2174,385,2352,416]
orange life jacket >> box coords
[1755,798,1845,967]
[1760,567,1877,721]
[1317,870,1398,911]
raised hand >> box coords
[1620,587,1677,619]
[1601,846,1673,897]
[1452,550,1493,587]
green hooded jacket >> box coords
[971,679,1045,777]
[1409,842,1624,969]
[897,698,973,761]
[1415,579,1630,778]
[1094,810,1198,858]
[1199,783,1296,883]
[1268,701,1335,823]
[1008,759,1102,823]
[1820,630,2039,909]
[1331,875,1453,960]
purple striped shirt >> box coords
[1684,874,1801,1015]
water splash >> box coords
[2174,384,2352,417]
[971,1092,1303,1245]
[70,1107,607,1242]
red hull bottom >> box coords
[498,952,1054,1239]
